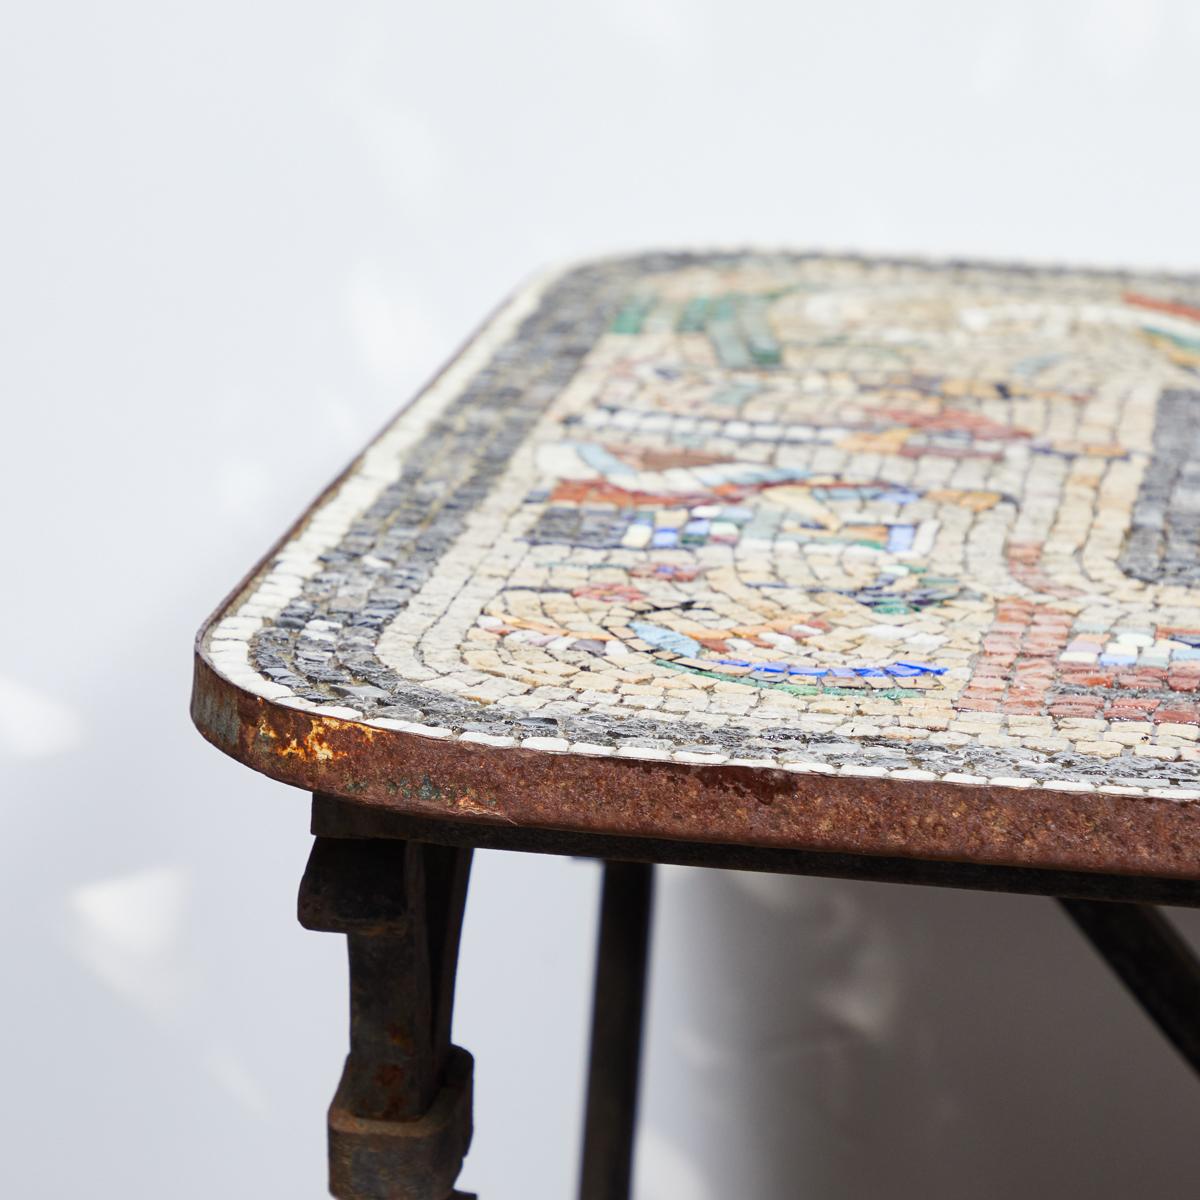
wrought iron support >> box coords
[1059,898,1200,1076]
[579,861,655,1200]
[300,834,476,1199]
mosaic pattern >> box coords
[202,252,1200,798]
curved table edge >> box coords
[191,651,1200,884]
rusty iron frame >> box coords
[310,794,1200,909]
[193,655,1200,887]
[298,791,1200,1200]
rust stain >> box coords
[255,714,367,764]
[190,650,1200,882]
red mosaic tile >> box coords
[1107,701,1161,719]
[1115,670,1166,689]
[1155,707,1200,725]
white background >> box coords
[4,2,1200,1196]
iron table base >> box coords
[302,795,1200,1198]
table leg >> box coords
[1059,898,1200,1075]
[579,861,655,1200]
[299,836,476,1199]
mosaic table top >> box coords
[193,251,1200,879]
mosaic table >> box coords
[193,252,1200,1199]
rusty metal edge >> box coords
[307,800,1200,908]
[191,653,1200,883]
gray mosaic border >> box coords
[1121,389,1200,585]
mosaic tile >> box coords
[201,252,1200,797]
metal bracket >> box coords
[300,833,475,1199]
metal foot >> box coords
[1059,898,1200,1075]
[579,861,655,1200]
[300,833,475,1199]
